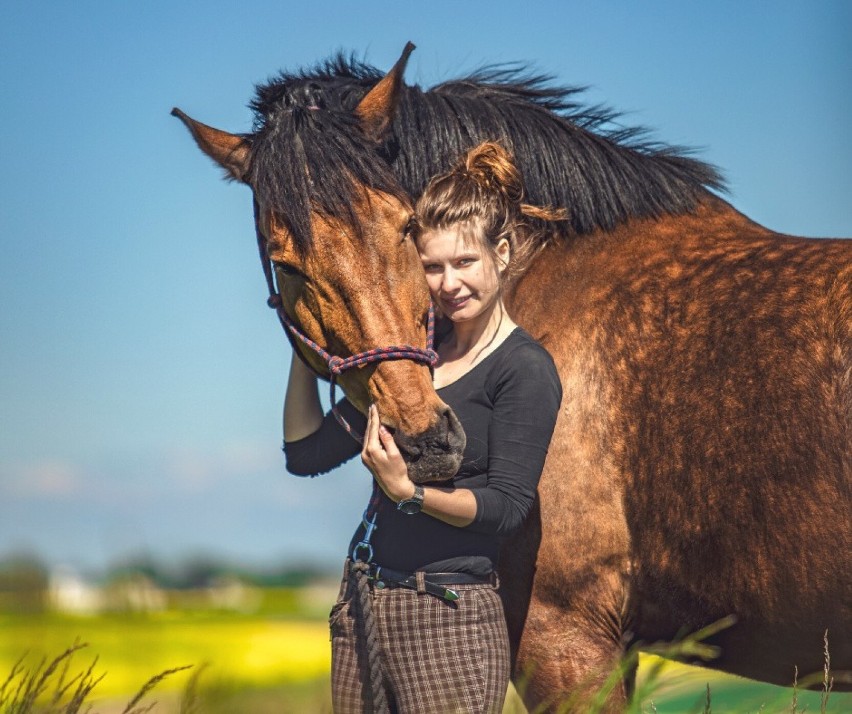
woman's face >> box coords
[416,225,509,324]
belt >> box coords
[351,563,495,602]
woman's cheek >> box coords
[425,275,442,297]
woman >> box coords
[284,142,563,713]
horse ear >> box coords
[355,41,415,143]
[171,108,251,182]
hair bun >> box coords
[416,140,567,282]
[462,142,523,204]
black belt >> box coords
[352,563,494,602]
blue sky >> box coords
[1,1,849,573]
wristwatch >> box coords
[397,484,425,515]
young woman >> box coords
[284,142,563,713]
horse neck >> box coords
[505,197,774,327]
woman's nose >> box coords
[442,269,460,292]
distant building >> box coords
[103,573,167,612]
[206,574,261,612]
[48,566,103,614]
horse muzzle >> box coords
[393,405,466,483]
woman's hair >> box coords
[414,142,567,280]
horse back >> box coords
[509,197,851,683]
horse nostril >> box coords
[434,407,450,444]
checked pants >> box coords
[329,565,510,713]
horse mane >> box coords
[248,57,405,254]
[250,53,726,246]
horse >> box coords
[173,44,851,711]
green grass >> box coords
[631,654,848,714]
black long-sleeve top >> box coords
[284,327,562,576]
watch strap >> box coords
[397,484,424,514]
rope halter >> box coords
[267,293,438,440]
[254,201,438,441]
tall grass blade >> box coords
[121,665,193,714]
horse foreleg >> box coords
[513,574,632,713]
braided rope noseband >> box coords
[267,293,438,440]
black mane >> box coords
[250,53,726,247]
[248,56,404,254]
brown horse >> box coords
[174,45,851,711]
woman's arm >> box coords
[465,343,562,535]
[281,354,364,476]
[362,404,478,527]
[283,354,324,442]
[360,342,561,532]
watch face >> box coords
[397,499,422,515]
[397,485,424,515]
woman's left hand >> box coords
[361,404,415,503]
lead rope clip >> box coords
[351,508,379,563]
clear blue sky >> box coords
[1,1,849,573]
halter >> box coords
[254,202,439,441]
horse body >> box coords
[505,195,851,701]
[174,46,851,710]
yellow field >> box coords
[0,611,328,698]
[2,607,849,713]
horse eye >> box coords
[275,262,303,278]
[402,217,417,241]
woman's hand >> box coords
[361,404,415,503]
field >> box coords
[1,590,849,713]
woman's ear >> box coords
[494,237,511,273]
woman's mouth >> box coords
[443,295,471,310]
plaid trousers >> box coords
[329,563,510,713]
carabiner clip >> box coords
[351,540,374,563]
[351,509,379,563]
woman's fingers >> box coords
[362,405,406,479]
[362,406,411,500]
[367,404,380,445]
[361,404,383,466]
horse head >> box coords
[171,43,465,482]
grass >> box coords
[504,619,850,714]
[0,611,329,699]
[1,607,849,712]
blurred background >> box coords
[1,1,849,711]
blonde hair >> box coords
[414,142,567,280]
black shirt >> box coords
[284,327,562,576]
